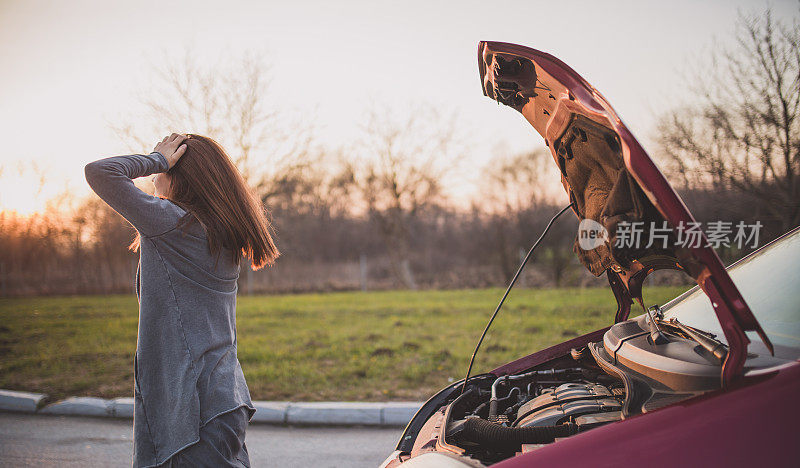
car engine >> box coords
[441,361,626,464]
[385,313,731,467]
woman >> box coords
[85,133,279,467]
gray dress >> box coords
[85,152,256,468]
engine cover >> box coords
[515,382,622,427]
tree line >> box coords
[0,157,789,297]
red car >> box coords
[380,42,799,467]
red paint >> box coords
[477,41,773,386]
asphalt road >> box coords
[0,412,403,467]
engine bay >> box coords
[443,369,624,464]
[389,312,729,467]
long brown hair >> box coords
[129,134,280,270]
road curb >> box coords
[0,389,421,427]
[40,396,111,417]
[0,389,47,412]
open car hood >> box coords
[478,41,772,385]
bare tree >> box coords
[110,47,312,186]
[107,47,320,293]
[479,148,560,215]
[657,9,800,231]
[349,105,461,289]
[479,148,574,285]
[260,149,355,219]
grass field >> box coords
[0,286,687,402]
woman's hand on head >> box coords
[153,133,188,170]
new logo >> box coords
[578,219,609,251]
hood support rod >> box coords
[461,202,575,395]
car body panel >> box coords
[477,41,773,385]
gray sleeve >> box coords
[84,151,177,237]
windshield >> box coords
[659,227,800,360]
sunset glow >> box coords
[1,0,797,214]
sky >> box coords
[1,0,798,214]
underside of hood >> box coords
[477,41,772,386]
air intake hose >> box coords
[460,417,578,452]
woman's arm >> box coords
[84,151,178,237]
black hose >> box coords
[460,418,578,452]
